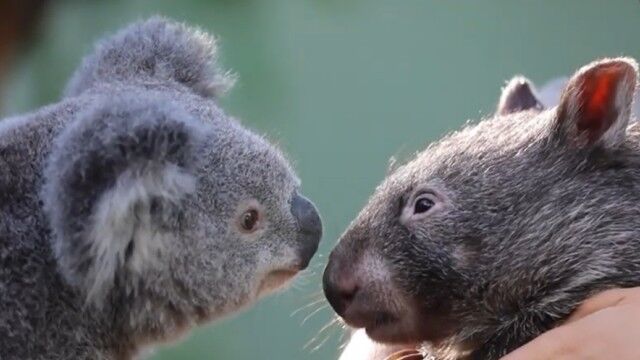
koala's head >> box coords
[324,58,638,345]
[42,17,321,333]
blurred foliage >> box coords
[2,1,639,359]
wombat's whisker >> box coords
[301,303,329,325]
[290,298,325,317]
[383,349,407,360]
[307,331,333,353]
[335,327,351,350]
[382,349,423,360]
[318,317,340,335]
[395,352,424,360]
[304,317,340,351]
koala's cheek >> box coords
[250,245,300,297]
[265,239,303,271]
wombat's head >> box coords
[324,58,638,345]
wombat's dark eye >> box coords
[414,197,434,214]
[240,209,260,232]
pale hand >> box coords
[502,288,640,360]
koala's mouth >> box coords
[257,268,299,295]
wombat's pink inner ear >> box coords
[556,58,638,148]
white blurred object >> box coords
[537,76,640,120]
[338,329,422,360]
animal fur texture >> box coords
[324,57,640,359]
[0,17,322,359]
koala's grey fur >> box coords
[0,17,320,359]
[325,58,640,360]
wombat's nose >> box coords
[323,253,359,317]
[291,193,322,270]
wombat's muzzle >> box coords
[322,251,359,317]
[291,193,322,270]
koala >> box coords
[324,57,640,360]
[0,17,322,360]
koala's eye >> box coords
[240,209,260,232]
[413,196,435,214]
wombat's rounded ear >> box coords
[496,76,544,115]
[555,58,638,148]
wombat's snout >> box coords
[323,251,359,317]
[291,193,322,270]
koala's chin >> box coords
[257,269,300,296]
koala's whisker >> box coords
[301,303,329,325]
[290,298,325,317]
[305,263,323,275]
[290,282,304,291]
[303,290,325,301]
[290,275,312,291]
[302,267,318,276]
[292,270,316,287]
[311,259,325,268]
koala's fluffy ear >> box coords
[65,16,234,98]
[43,95,205,305]
[497,76,544,115]
[555,58,638,149]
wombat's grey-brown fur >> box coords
[324,58,639,359]
[0,17,321,359]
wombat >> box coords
[323,57,639,359]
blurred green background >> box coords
[1,1,639,359]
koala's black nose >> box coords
[291,193,322,270]
[323,252,359,317]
